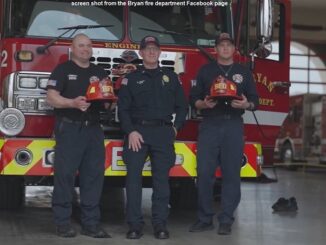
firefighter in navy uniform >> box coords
[46,34,111,238]
[189,33,259,235]
[118,36,187,240]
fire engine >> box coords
[274,93,326,164]
[0,0,291,209]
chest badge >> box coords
[162,75,170,83]
[233,74,243,84]
[162,75,170,86]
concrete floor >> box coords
[0,168,325,245]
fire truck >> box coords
[274,93,326,164]
[0,0,291,209]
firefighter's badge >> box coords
[233,74,243,83]
[162,75,170,83]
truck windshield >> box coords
[129,5,229,47]
[5,0,123,41]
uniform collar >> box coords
[139,66,164,76]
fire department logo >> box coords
[232,74,243,84]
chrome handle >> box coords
[272,81,291,88]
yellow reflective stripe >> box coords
[104,140,110,147]
[4,140,55,175]
[254,143,262,155]
[105,166,126,176]
[241,163,257,177]
[104,141,197,177]
[240,143,262,177]
[175,142,197,176]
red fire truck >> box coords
[0,0,291,209]
[274,93,326,164]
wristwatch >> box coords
[247,102,254,110]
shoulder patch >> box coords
[121,78,128,86]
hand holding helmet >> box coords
[208,75,242,101]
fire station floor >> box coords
[0,167,326,245]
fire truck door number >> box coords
[1,50,8,67]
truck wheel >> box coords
[169,178,197,210]
[281,143,297,170]
[0,176,25,209]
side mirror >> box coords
[254,0,273,58]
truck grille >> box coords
[90,48,184,82]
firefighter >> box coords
[118,35,188,239]
[189,33,259,235]
[46,33,111,238]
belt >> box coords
[218,114,237,120]
[133,119,173,126]
[206,114,241,120]
[59,117,98,127]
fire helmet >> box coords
[208,75,242,100]
[86,77,117,102]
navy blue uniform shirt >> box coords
[118,67,188,134]
[47,60,107,122]
[190,62,259,117]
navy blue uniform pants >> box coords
[196,116,244,225]
[123,125,175,228]
[52,120,105,227]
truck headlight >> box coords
[0,108,25,136]
[39,78,49,89]
[16,97,36,111]
[37,98,52,110]
[18,77,37,89]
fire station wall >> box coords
[291,7,326,42]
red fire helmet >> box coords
[86,77,117,102]
[208,75,242,100]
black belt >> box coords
[133,119,173,127]
[59,117,98,127]
[217,114,239,120]
[205,114,241,120]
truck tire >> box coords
[170,178,197,210]
[0,176,25,209]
